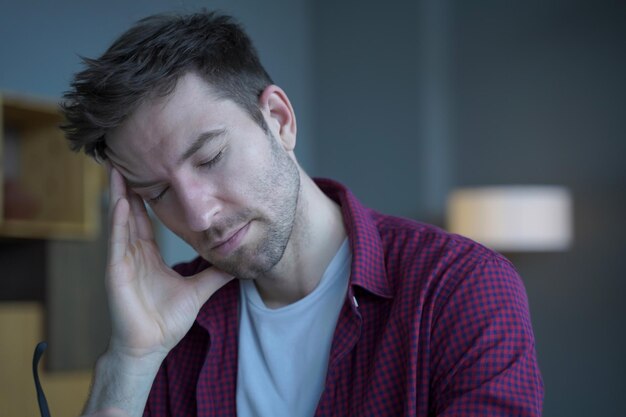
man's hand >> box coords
[105,166,232,358]
[84,166,233,417]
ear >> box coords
[258,85,297,152]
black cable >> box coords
[32,341,52,417]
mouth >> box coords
[211,221,251,256]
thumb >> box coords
[189,267,235,305]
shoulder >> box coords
[369,210,520,300]
[372,210,511,273]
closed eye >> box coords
[148,187,169,204]
[147,148,224,205]
[198,149,224,169]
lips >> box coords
[211,222,251,256]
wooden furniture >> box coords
[1,93,102,239]
[0,92,110,371]
[0,303,92,417]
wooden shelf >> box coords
[0,302,92,417]
[1,93,102,240]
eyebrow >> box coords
[125,178,159,189]
[179,128,226,164]
[124,128,227,189]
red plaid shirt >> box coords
[145,179,543,416]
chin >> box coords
[215,245,283,280]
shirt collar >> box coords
[315,178,393,299]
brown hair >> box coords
[61,11,273,159]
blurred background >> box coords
[1,0,624,416]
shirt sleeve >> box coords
[429,254,544,416]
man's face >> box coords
[105,73,300,279]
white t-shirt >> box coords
[236,238,351,417]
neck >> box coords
[254,173,346,308]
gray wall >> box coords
[451,2,626,416]
[313,1,626,416]
[312,0,436,219]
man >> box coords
[62,11,543,417]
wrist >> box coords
[85,349,166,417]
[104,342,169,369]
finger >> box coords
[189,267,235,305]
[109,167,134,248]
[108,195,130,266]
[127,194,139,243]
[108,166,127,224]
[127,190,154,241]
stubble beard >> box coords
[203,132,301,280]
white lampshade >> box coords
[446,186,573,251]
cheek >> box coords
[214,148,266,199]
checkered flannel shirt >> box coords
[144,178,544,416]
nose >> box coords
[176,181,221,232]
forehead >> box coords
[105,72,246,161]
[120,73,220,141]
